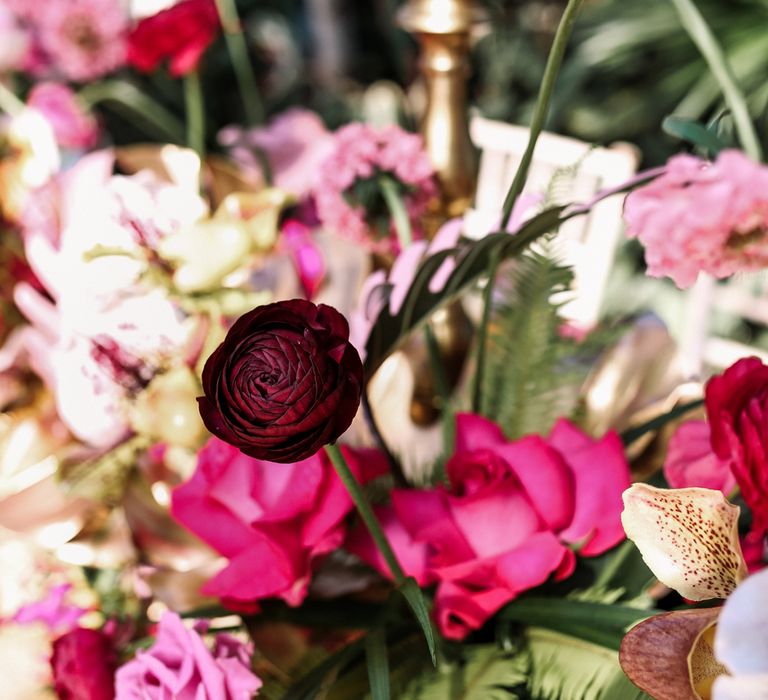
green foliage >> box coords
[480,251,582,439]
[399,644,529,700]
[525,629,651,700]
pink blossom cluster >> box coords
[1,0,128,81]
[624,150,768,288]
[312,123,437,252]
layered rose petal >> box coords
[665,420,736,495]
[433,582,516,641]
[172,437,384,607]
[548,420,631,555]
[200,299,362,463]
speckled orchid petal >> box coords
[621,484,747,600]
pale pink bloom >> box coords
[623,150,768,288]
[27,82,99,149]
[0,5,30,73]
[664,419,736,495]
[35,0,129,81]
[219,108,335,198]
[115,612,261,700]
[312,122,437,252]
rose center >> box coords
[64,16,103,53]
[258,371,279,386]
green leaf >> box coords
[282,639,365,700]
[363,205,570,378]
[481,250,582,438]
[400,577,437,665]
[620,398,704,446]
[499,598,649,650]
[661,115,727,155]
[366,627,391,700]
[399,644,529,700]
[526,628,651,700]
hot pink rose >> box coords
[348,414,631,640]
[171,437,388,607]
[664,419,735,495]
[115,612,260,700]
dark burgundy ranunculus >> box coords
[198,299,363,462]
[706,356,768,534]
[127,0,220,77]
[51,627,116,700]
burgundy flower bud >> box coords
[198,299,363,462]
[51,627,116,700]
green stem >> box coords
[499,0,585,229]
[475,0,583,412]
[424,324,453,461]
[214,0,266,126]
[184,70,205,160]
[324,444,406,583]
[0,81,24,116]
[668,0,761,161]
[471,249,500,413]
[379,175,412,249]
[78,81,185,144]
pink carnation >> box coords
[348,414,631,639]
[171,437,388,608]
[34,0,128,81]
[623,150,768,288]
[312,123,437,252]
[27,82,99,149]
[115,612,261,700]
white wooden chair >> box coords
[679,274,768,376]
[465,115,640,327]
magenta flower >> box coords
[348,414,631,639]
[27,82,99,149]
[171,437,388,608]
[623,150,768,288]
[312,123,437,252]
[12,584,87,634]
[664,419,735,495]
[115,612,261,700]
[33,0,128,82]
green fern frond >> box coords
[481,250,584,439]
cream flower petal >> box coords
[714,568,768,675]
[621,484,747,600]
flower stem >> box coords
[214,0,266,126]
[379,175,412,250]
[423,323,454,461]
[474,0,584,412]
[184,70,205,160]
[324,443,406,583]
[668,0,762,161]
[499,0,584,229]
[79,80,186,144]
[0,81,25,116]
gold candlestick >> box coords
[399,0,484,221]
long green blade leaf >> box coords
[400,577,437,665]
[366,627,391,700]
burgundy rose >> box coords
[126,0,219,77]
[706,356,768,534]
[198,299,363,462]
[51,627,116,700]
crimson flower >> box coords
[127,0,220,77]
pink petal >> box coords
[548,420,631,555]
[433,581,515,640]
[665,420,736,495]
[495,531,575,591]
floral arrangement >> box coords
[1,1,767,700]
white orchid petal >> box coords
[712,674,768,700]
[621,484,747,600]
[714,568,768,675]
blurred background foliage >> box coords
[68,0,768,168]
